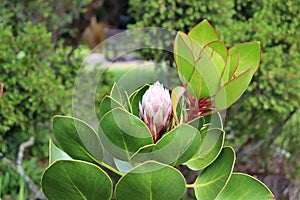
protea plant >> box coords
[41,20,274,200]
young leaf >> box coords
[214,67,254,110]
[174,32,197,96]
[195,47,224,98]
[228,41,261,78]
[207,41,228,62]
[188,19,220,47]
[171,86,186,124]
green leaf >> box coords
[49,139,71,164]
[42,160,112,200]
[188,116,205,130]
[193,147,235,200]
[214,67,254,110]
[195,46,225,98]
[171,86,186,124]
[186,128,224,170]
[52,116,103,164]
[213,42,261,110]
[228,41,261,78]
[99,95,123,118]
[188,19,220,48]
[109,82,131,111]
[174,31,224,99]
[216,173,275,200]
[207,41,228,62]
[131,124,201,165]
[174,31,200,98]
[203,112,223,130]
[99,107,153,161]
[129,84,149,117]
[115,161,186,200]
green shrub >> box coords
[0,21,73,197]
[0,20,115,198]
[0,0,92,43]
[0,1,118,198]
[128,0,235,61]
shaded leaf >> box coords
[129,84,150,117]
[52,116,103,164]
[49,139,71,164]
[99,95,123,118]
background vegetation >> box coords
[0,0,299,199]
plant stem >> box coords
[186,184,194,188]
[99,161,124,176]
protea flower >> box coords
[139,81,172,142]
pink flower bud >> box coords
[139,81,172,142]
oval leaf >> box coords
[214,67,254,110]
[193,146,235,200]
[99,107,153,161]
[42,160,112,200]
[174,31,201,98]
[228,41,261,77]
[187,128,224,170]
[188,19,220,47]
[53,116,103,164]
[216,173,275,200]
[131,124,201,165]
[207,41,228,62]
[195,46,224,98]
[115,161,186,200]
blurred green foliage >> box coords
[0,20,82,199]
[0,0,114,198]
[128,0,234,61]
[0,0,92,43]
